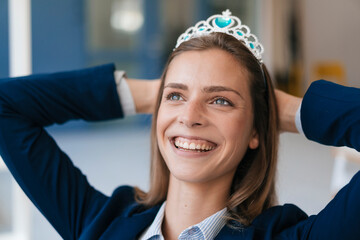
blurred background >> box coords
[0,0,359,239]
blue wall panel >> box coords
[0,0,9,78]
[1,0,166,78]
[32,0,86,73]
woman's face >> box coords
[156,49,259,184]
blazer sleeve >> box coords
[287,80,360,239]
[301,80,360,151]
[0,64,124,239]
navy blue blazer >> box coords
[0,64,359,239]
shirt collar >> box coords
[193,207,228,240]
[139,201,228,240]
[139,202,166,240]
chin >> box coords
[170,171,210,184]
[166,160,224,184]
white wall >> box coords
[277,133,334,215]
[302,0,360,88]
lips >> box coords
[171,136,217,152]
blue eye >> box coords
[213,98,232,106]
[166,92,183,101]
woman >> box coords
[0,10,359,240]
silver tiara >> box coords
[174,9,264,62]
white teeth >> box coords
[174,138,215,151]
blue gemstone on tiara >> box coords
[236,31,243,36]
[250,43,255,49]
[215,17,232,28]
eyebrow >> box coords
[164,83,243,99]
[203,86,243,99]
[164,83,188,90]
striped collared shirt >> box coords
[139,202,228,240]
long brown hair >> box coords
[135,32,279,225]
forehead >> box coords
[165,49,249,91]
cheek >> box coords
[156,103,180,132]
[156,107,165,143]
[156,105,172,146]
[220,113,255,157]
[222,115,250,139]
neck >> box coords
[162,174,232,240]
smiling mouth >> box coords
[171,137,217,153]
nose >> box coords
[178,100,207,128]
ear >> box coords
[248,130,259,149]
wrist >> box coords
[126,79,160,114]
[275,89,302,133]
[283,96,302,133]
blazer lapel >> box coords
[99,204,161,240]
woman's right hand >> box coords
[126,78,161,114]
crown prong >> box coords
[222,9,232,17]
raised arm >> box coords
[0,64,124,239]
[301,80,360,151]
[302,80,360,238]
[276,80,360,151]
[275,80,360,239]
